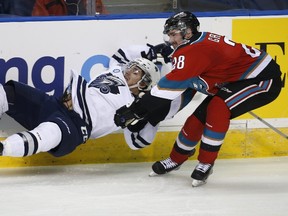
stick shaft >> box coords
[249,111,288,139]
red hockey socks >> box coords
[198,96,230,164]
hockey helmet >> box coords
[163,11,200,36]
[127,58,160,91]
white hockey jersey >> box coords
[70,66,134,139]
[68,44,189,150]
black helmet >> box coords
[163,11,200,35]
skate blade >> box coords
[149,171,159,177]
[192,179,207,187]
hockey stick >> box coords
[248,111,288,139]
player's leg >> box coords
[191,96,230,187]
[224,77,282,119]
[0,121,61,157]
[150,97,210,176]
[0,81,64,156]
[0,80,91,157]
[192,76,282,186]
[2,80,54,129]
[0,110,90,157]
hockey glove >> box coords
[114,104,144,129]
[155,43,174,63]
[141,44,157,61]
[127,119,148,132]
[141,43,173,63]
[114,93,148,129]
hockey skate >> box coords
[149,157,181,176]
[149,148,196,176]
[191,162,213,187]
[0,142,3,156]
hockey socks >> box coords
[1,122,61,157]
[170,142,196,164]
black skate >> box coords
[149,157,181,176]
[149,148,196,176]
[191,162,213,187]
[0,142,3,156]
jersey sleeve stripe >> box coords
[76,77,92,128]
[240,53,272,79]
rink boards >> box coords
[1,127,288,167]
[0,12,287,167]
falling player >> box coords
[0,55,160,158]
[0,43,192,161]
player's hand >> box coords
[114,104,142,129]
[146,43,174,63]
[141,44,157,61]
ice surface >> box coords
[0,157,288,216]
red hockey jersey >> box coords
[152,32,273,100]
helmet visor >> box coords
[163,19,180,34]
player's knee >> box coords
[30,122,62,153]
[2,122,62,157]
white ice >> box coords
[0,157,288,216]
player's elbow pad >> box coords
[125,132,151,150]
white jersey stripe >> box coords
[243,54,272,79]
[201,135,223,146]
[75,77,92,127]
[176,136,197,151]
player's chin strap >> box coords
[128,79,148,91]
[128,75,145,90]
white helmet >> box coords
[127,58,160,91]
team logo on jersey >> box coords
[89,73,125,94]
[112,69,121,73]
[191,77,212,95]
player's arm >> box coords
[109,43,173,67]
[124,122,159,150]
[114,91,172,128]
[114,74,195,128]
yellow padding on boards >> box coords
[0,128,288,168]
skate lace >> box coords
[195,163,211,173]
[160,158,178,169]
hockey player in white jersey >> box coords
[0,46,162,157]
[111,44,195,150]
[0,43,191,159]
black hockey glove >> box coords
[114,102,147,129]
[141,44,157,61]
[127,119,148,132]
[154,43,174,63]
[141,43,173,63]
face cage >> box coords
[138,73,152,91]
[163,19,187,35]
[126,63,152,91]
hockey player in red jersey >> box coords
[114,11,283,186]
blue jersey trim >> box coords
[203,128,226,140]
[178,131,198,147]
[158,76,191,90]
[191,32,207,45]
